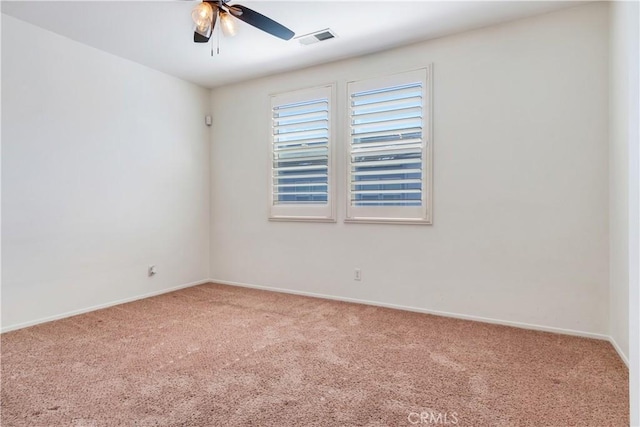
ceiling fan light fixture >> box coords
[192,2,214,36]
[219,10,237,37]
[195,22,213,38]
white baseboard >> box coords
[0,279,211,333]
[609,336,630,368]
[4,278,628,369]
[210,278,612,342]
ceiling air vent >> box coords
[296,29,337,46]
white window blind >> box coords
[346,68,432,224]
[270,85,335,221]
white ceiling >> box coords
[2,1,582,88]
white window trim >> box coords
[345,66,433,225]
[269,83,337,222]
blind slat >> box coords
[351,98,422,116]
[350,138,422,150]
[352,127,423,142]
[276,183,328,189]
[352,106,422,124]
[352,117,422,134]
[273,173,327,180]
[274,137,328,150]
[276,152,328,160]
[274,102,328,117]
[351,168,422,177]
[274,128,329,143]
[349,200,422,206]
[274,200,328,205]
[352,189,422,195]
[352,179,422,186]
[276,191,329,196]
[352,158,422,168]
[351,86,422,106]
[352,143,423,155]
[276,164,328,172]
[275,119,329,135]
[274,111,328,125]
[275,157,328,167]
[276,150,328,160]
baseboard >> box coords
[609,336,630,368]
[210,278,611,342]
[4,277,628,367]
[0,279,211,333]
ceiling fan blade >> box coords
[229,4,294,40]
[193,4,218,43]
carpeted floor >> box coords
[1,283,629,426]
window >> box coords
[269,84,335,221]
[346,68,432,224]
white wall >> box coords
[209,3,610,336]
[609,0,640,423]
[609,1,630,363]
[609,2,640,423]
[1,15,211,330]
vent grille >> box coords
[296,29,337,46]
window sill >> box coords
[269,216,336,223]
[344,217,432,225]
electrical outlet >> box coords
[354,268,362,281]
[148,265,157,277]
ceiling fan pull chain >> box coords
[217,15,221,55]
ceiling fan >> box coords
[191,0,295,43]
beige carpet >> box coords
[1,283,629,426]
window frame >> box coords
[268,83,337,222]
[345,67,433,225]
